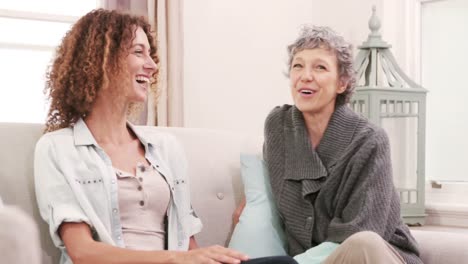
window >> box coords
[0,0,98,123]
[421,0,468,182]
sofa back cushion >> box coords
[157,127,261,247]
[0,123,59,264]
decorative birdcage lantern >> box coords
[350,6,427,225]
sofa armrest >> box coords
[411,229,468,264]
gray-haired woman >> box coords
[236,25,422,264]
[264,25,422,264]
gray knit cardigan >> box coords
[264,104,422,264]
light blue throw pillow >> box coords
[228,154,287,257]
[228,154,339,263]
[293,242,339,264]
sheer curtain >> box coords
[102,0,184,126]
[155,0,184,127]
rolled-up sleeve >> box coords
[169,134,203,237]
[34,136,91,248]
[188,206,203,237]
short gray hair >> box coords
[287,25,356,106]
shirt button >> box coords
[178,242,183,247]
[138,186,142,191]
[113,208,118,213]
[216,192,224,200]
[111,179,116,184]
[117,236,121,240]
[139,201,145,206]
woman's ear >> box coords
[337,80,348,94]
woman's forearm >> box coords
[60,222,182,264]
[72,240,182,264]
[232,197,246,226]
[189,236,199,250]
[61,222,247,264]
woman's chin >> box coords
[134,89,149,101]
[127,94,147,103]
[294,102,316,114]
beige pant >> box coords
[323,231,406,264]
[0,205,42,264]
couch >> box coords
[1,122,468,264]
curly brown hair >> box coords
[44,9,159,132]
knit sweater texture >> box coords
[264,104,422,264]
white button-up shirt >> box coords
[34,119,202,264]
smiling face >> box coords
[125,27,157,102]
[290,47,346,117]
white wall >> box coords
[182,0,417,137]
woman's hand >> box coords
[232,197,246,227]
[176,245,249,264]
[60,222,249,264]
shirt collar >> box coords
[73,118,156,149]
[73,118,98,146]
[126,122,156,150]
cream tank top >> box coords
[115,162,170,250]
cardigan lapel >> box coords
[282,105,362,197]
[316,105,362,168]
[284,107,328,197]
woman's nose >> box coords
[144,57,158,73]
[300,69,313,82]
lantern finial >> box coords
[369,5,381,37]
[360,6,390,48]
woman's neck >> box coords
[302,104,335,149]
[84,97,132,146]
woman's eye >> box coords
[134,50,143,55]
[292,63,303,69]
[316,65,327,70]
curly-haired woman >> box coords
[34,9,296,264]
